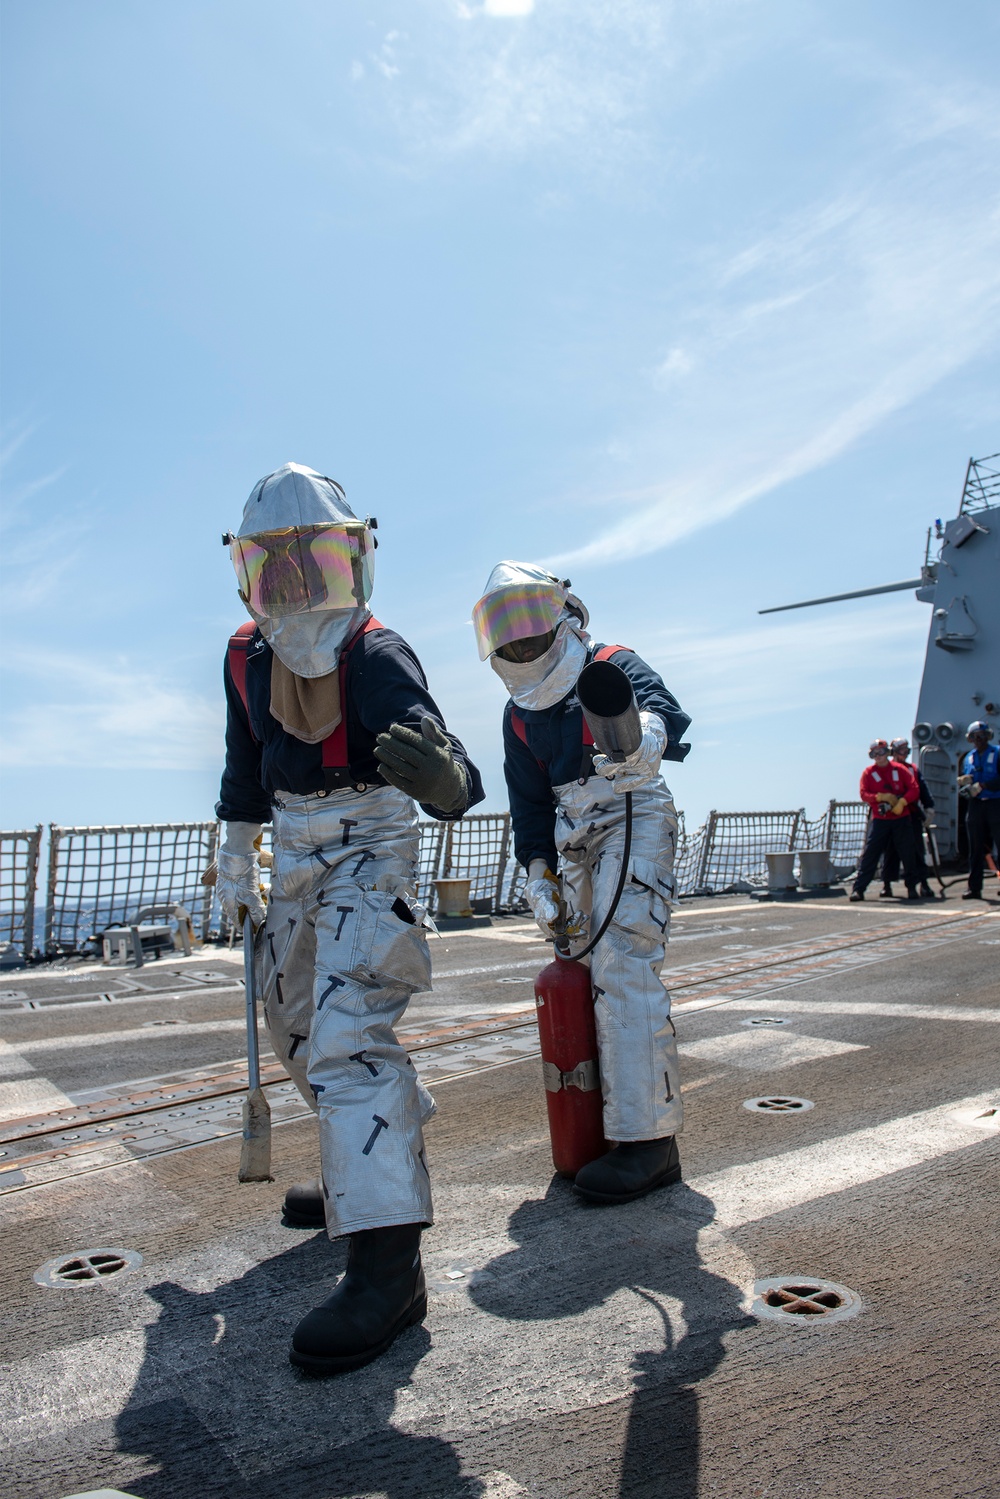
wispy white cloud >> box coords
[0,649,223,770]
[372,31,403,81]
[372,0,690,163]
[0,427,79,611]
[551,119,1000,567]
[358,12,998,569]
[482,0,536,16]
[0,419,42,471]
[643,600,929,726]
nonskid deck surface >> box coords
[1,895,998,1498]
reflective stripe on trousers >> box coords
[259,784,435,1236]
[555,776,683,1142]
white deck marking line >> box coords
[674,921,997,1014]
[0,1041,76,1124]
[692,1089,1000,1231]
[717,997,1000,1024]
[11,1019,250,1055]
[678,1030,868,1072]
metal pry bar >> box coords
[238,912,273,1183]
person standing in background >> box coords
[850,740,920,902]
[959,721,1000,900]
[879,737,936,899]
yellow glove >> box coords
[875,792,896,804]
[957,775,973,788]
[891,797,908,816]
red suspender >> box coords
[226,616,384,770]
[320,617,383,770]
[227,622,257,730]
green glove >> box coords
[375,716,468,813]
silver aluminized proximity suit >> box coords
[556,776,683,1142]
[259,784,436,1236]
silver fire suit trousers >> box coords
[259,784,435,1237]
[555,775,683,1143]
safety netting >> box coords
[16,801,871,957]
[0,827,43,959]
[671,801,866,895]
[416,821,447,911]
[679,811,805,894]
[431,814,514,914]
[45,823,220,953]
[822,800,869,875]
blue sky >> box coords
[2,0,998,834]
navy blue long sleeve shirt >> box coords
[217,624,485,824]
[502,643,691,872]
[962,743,1000,799]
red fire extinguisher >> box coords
[534,953,608,1177]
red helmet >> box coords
[869,739,890,758]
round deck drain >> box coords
[740,1016,791,1028]
[743,1095,814,1114]
[34,1247,142,1289]
[751,1276,861,1324]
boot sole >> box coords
[572,1161,682,1205]
[289,1294,428,1376]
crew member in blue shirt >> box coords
[959,721,1000,900]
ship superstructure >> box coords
[761,453,1000,860]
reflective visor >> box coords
[471,583,565,661]
[230,524,374,618]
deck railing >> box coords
[0,803,867,958]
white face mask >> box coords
[254,606,368,678]
[490,619,590,710]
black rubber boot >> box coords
[289,1223,426,1375]
[906,886,920,901]
[573,1137,681,1205]
[849,890,864,902]
[283,1178,326,1227]
[919,882,935,899]
[962,889,983,900]
[878,883,893,898]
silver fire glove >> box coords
[216,821,267,929]
[525,860,561,939]
[374,716,469,813]
[593,710,668,795]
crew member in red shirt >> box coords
[850,739,920,902]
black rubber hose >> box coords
[555,791,633,961]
